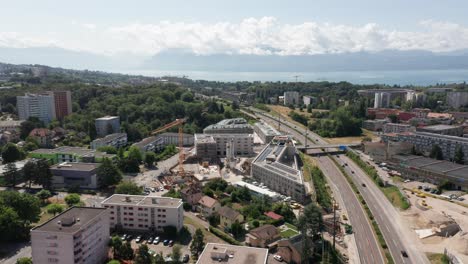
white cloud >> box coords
[2,18,468,56]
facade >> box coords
[31,207,109,264]
[95,116,120,137]
[254,121,281,143]
[246,224,281,248]
[362,119,387,131]
[382,123,415,134]
[194,134,217,160]
[29,146,115,164]
[303,95,317,106]
[416,125,464,137]
[180,185,203,210]
[389,155,468,191]
[47,91,72,120]
[197,195,221,217]
[212,134,254,157]
[101,194,184,232]
[196,243,268,264]
[29,128,55,148]
[132,136,164,153]
[50,162,99,189]
[251,136,307,203]
[447,91,468,108]
[158,132,194,146]
[283,91,299,106]
[90,133,128,150]
[374,92,391,108]
[358,89,413,102]
[382,132,468,163]
[0,120,24,132]
[17,93,56,124]
[363,141,413,162]
[218,206,244,229]
[366,108,400,119]
[203,118,253,134]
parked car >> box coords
[121,234,127,240]
[153,237,160,245]
[273,255,283,262]
[163,239,169,246]
[147,237,154,244]
[169,240,174,247]
[126,235,133,241]
[401,250,408,258]
[458,197,465,201]
[362,183,366,187]
[136,235,142,243]
[182,254,190,263]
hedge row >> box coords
[209,226,242,246]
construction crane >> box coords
[151,118,187,176]
[293,75,301,82]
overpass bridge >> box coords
[296,143,361,150]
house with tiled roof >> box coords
[29,128,55,148]
[246,224,280,248]
[197,195,220,217]
[218,206,244,229]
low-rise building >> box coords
[204,118,253,134]
[194,134,217,160]
[29,128,55,148]
[0,120,24,132]
[416,124,464,137]
[277,240,302,264]
[198,196,220,218]
[101,194,184,232]
[50,162,99,189]
[132,136,164,153]
[233,182,281,201]
[219,206,244,229]
[196,243,268,264]
[303,95,317,106]
[362,119,387,131]
[382,123,415,134]
[254,121,281,143]
[31,207,110,264]
[180,185,203,210]
[195,133,254,158]
[158,132,194,146]
[90,133,128,150]
[251,136,307,203]
[246,224,281,248]
[29,146,115,164]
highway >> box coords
[249,109,384,264]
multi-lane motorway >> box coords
[247,109,384,264]
[248,108,429,264]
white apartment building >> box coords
[374,92,391,108]
[382,123,415,134]
[95,116,120,137]
[31,207,110,264]
[17,93,56,124]
[251,135,308,203]
[90,133,128,150]
[101,195,184,232]
[212,134,254,157]
[447,91,468,108]
[283,91,300,106]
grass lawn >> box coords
[427,253,450,264]
[183,216,221,243]
[285,223,298,230]
[382,186,410,210]
[280,223,300,238]
[326,129,378,145]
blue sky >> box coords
[1,0,467,56]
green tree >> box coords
[120,241,134,260]
[16,257,33,264]
[128,146,143,163]
[3,163,20,187]
[1,143,23,163]
[297,203,323,263]
[172,245,182,263]
[144,151,156,167]
[154,253,165,264]
[115,181,143,195]
[454,145,465,164]
[46,203,64,215]
[135,244,152,264]
[97,146,118,154]
[387,114,398,123]
[430,145,444,160]
[20,117,43,140]
[0,205,26,241]
[97,158,122,188]
[107,260,120,264]
[64,193,81,207]
[0,191,41,223]
[34,159,53,189]
[230,221,245,238]
[190,229,205,260]
[109,236,123,259]
[36,189,52,204]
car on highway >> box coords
[273,255,283,262]
[362,183,366,187]
[401,250,408,258]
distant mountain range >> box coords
[1,47,468,72]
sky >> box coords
[1,0,468,56]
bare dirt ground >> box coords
[401,189,468,262]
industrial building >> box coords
[251,135,308,203]
[17,93,56,124]
[283,91,299,106]
[389,155,468,191]
[31,207,110,264]
[95,116,120,137]
[50,162,99,189]
[203,118,253,134]
[253,121,281,143]
[101,194,184,232]
[90,133,128,150]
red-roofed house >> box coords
[29,128,55,148]
[264,211,284,221]
[197,195,220,217]
[246,224,281,248]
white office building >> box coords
[101,195,184,232]
[31,207,110,264]
[17,93,56,124]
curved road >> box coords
[249,107,429,264]
[249,109,384,264]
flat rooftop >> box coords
[254,122,281,136]
[195,134,216,143]
[32,207,107,234]
[196,243,268,264]
[92,133,127,142]
[95,116,119,121]
[419,124,461,131]
[30,146,115,159]
[101,194,182,208]
[50,162,99,171]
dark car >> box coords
[163,239,169,246]
[362,183,366,187]
[126,235,133,241]
[401,250,408,258]
[182,254,189,263]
